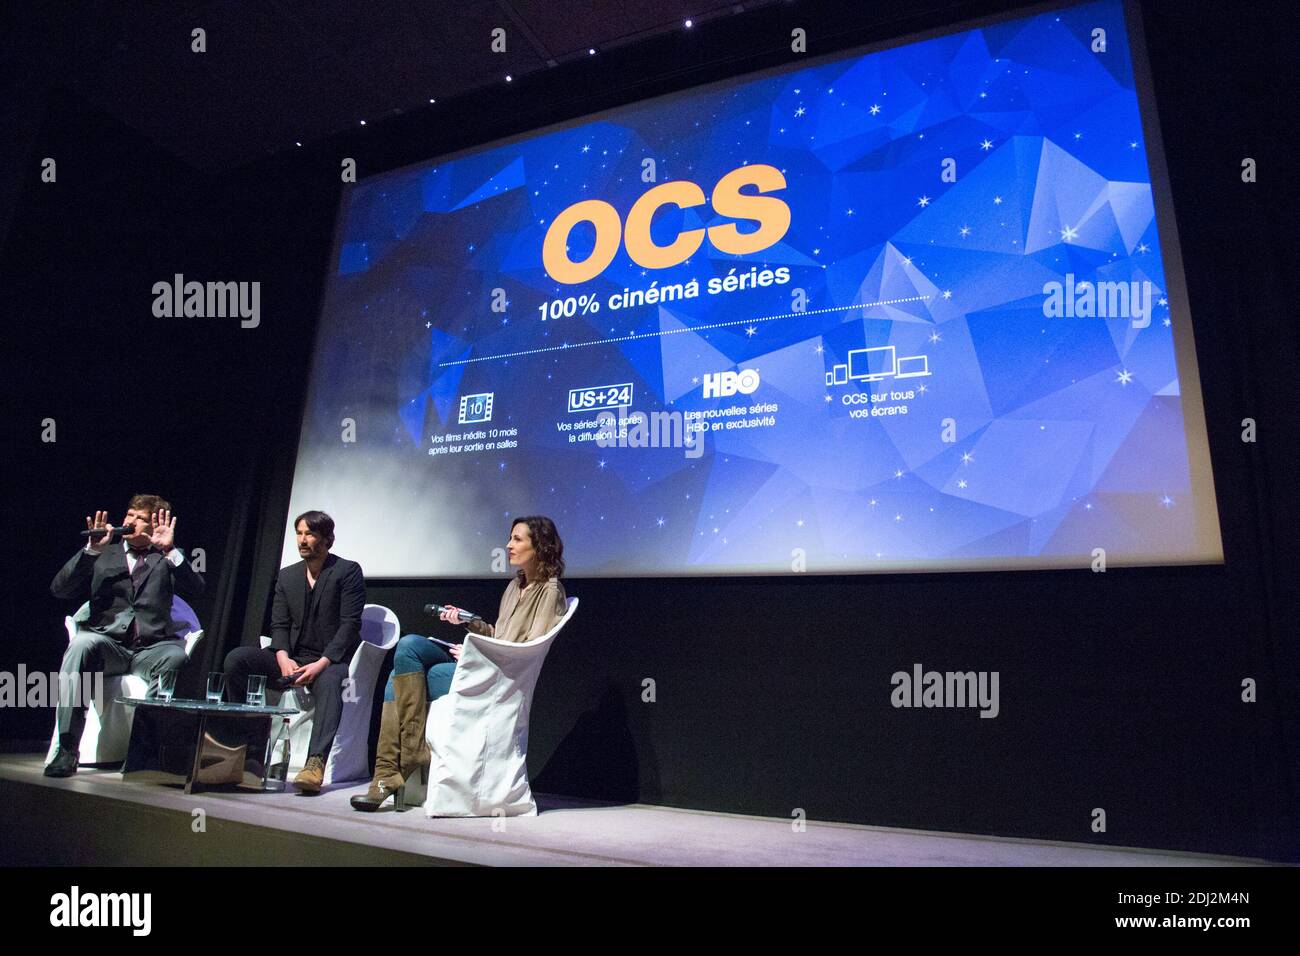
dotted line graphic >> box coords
[436,295,932,367]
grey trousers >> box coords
[56,632,186,747]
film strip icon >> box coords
[458,392,494,424]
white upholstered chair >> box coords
[45,597,204,766]
[405,596,578,817]
[259,603,400,785]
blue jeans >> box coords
[384,634,456,702]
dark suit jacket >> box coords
[50,545,205,646]
[269,554,365,664]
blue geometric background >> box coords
[288,0,1222,576]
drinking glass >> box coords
[246,674,267,708]
[206,672,226,704]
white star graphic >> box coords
[1116,369,1133,386]
[918,195,931,207]
[980,139,993,151]
[993,195,1003,204]
[959,225,971,237]
[870,104,881,115]
[1060,225,1079,242]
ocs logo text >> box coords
[543,164,791,284]
[702,369,760,399]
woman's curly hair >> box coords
[512,515,564,581]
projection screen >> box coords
[283,0,1224,577]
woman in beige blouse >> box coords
[351,515,567,811]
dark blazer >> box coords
[269,554,365,664]
[50,545,205,646]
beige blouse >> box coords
[465,574,566,643]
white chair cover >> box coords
[421,596,578,817]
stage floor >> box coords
[0,756,1268,866]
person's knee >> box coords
[159,647,188,671]
[392,634,427,673]
[153,646,187,676]
[63,634,107,668]
[223,645,257,673]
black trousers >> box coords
[222,646,349,763]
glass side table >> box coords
[118,697,298,795]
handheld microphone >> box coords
[80,526,133,541]
[423,603,481,624]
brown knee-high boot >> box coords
[393,672,430,784]
[349,700,403,811]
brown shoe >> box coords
[293,755,325,793]
[350,771,406,811]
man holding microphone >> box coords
[46,495,204,777]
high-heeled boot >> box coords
[393,672,430,805]
[349,700,404,811]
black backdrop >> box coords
[2,0,1296,861]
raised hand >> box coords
[85,511,113,551]
[150,509,176,552]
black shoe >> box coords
[44,747,79,778]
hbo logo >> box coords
[702,369,760,398]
